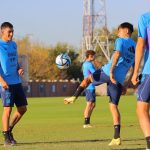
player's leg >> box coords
[9,84,27,144]
[137,102,150,149]
[108,82,122,146]
[83,89,96,128]
[64,69,106,104]
[9,106,27,130]
[136,74,150,149]
[64,75,93,104]
[2,107,13,145]
[0,86,14,145]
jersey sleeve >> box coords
[138,15,147,40]
[114,38,123,53]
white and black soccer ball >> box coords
[55,53,71,69]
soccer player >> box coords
[64,22,136,146]
[0,22,27,146]
[131,12,150,150]
[82,50,96,128]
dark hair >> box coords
[118,22,134,33]
[1,22,13,30]
[85,50,96,58]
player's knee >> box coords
[18,107,27,115]
[4,107,12,116]
[89,102,95,109]
[92,103,96,109]
[109,103,117,111]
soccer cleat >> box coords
[3,131,12,146]
[4,138,12,146]
[108,138,121,146]
[64,96,76,104]
[83,124,92,128]
[9,132,17,145]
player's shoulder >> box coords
[141,11,150,18]
[115,38,124,44]
[138,11,150,22]
[83,61,92,67]
[9,41,17,50]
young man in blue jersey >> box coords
[0,22,27,146]
[64,22,136,146]
[131,12,150,150]
[82,50,96,128]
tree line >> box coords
[16,28,138,81]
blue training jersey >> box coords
[138,12,150,74]
[0,39,21,85]
[102,38,136,85]
[82,61,96,90]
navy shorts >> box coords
[85,89,96,102]
[0,83,27,107]
[137,74,150,102]
[92,69,122,105]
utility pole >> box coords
[82,0,110,61]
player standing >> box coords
[131,11,150,150]
[82,50,96,128]
[64,22,136,146]
[0,22,28,146]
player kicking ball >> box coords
[64,22,136,146]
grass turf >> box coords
[0,96,146,150]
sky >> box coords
[0,0,150,47]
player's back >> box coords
[82,61,95,89]
[102,37,136,85]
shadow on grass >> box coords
[0,138,145,149]
[112,148,145,150]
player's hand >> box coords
[18,68,24,76]
[131,73,139,86]
[1,81,9,89]
[110,72,117,84]
[122,86,127,95]
[64,96,76,104]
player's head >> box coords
[1,22,14,42]
[118,22,134,38]
[85,50,96,61]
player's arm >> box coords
[122,66,134,95]
[131,38,145,85]
[17,63,24,76]
[0,76,9,89]
[110,51,121,84]
[0,62,9,89]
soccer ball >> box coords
[55,53,71,69]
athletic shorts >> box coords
[85,89,96,102]
[92,69,122,105]
[137,74,150,102]
[0,83,27,107]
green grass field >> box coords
[0,96,146,150]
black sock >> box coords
[9,126,13,132]
[84,118,90,125]
[146,136,150,149]
[73,86,84,98]
[2,131,10,140]
[114,125,120,139]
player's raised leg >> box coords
[64,75,93,104]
